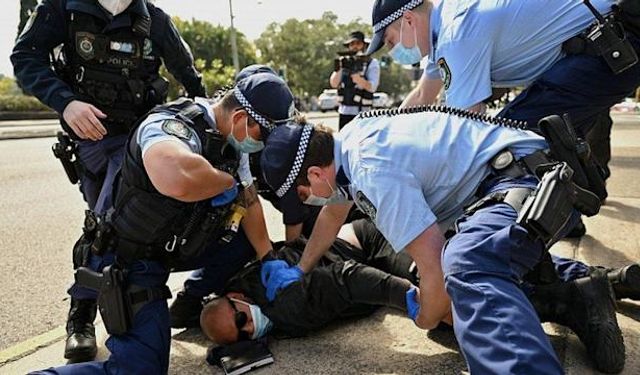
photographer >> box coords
[330,31,380,129]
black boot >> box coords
[169,291,203,329]
[565,218,587,238]
[64,298,98,363]
[607,264,640,300]
[530,269,625,374]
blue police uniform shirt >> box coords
[335,111,547,252]
[138,97,253,187]
[339,58,381,116]
[424,0,615,109]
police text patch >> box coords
[438,58,452,90]
[161,120,192,140]
[355,191,377,221]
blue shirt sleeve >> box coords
[237,153,253,188]
[137,115,201,157]
[424,58,441,80]
[438,38,493,109]
[366,58,381,92]
[353,168,436,252]
[10,0,76,114]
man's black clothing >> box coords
[225,219,416,337]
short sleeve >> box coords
[424,58,441,80]
[353,169,436,252]
[237,153,253,187]
[137,115,200,157]
[437,38,493,109]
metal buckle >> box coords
[165,235,177,252]
[75,66,85,83]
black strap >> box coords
[128,284,172,319]
[465,187,534,216]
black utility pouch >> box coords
[583,0,638,74]
[586,17,638,73]
[517,163,576,246]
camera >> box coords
[334,51,369,74]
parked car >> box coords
[373,92,393,108]
[318,89,339,112]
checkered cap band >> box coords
[234,88,277,132]
[275,124,313,198]
[373,0,423,33]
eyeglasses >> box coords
[226,297,250,341]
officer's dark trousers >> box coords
[442,175,582,374]
[76,135,128,214]
[49,229,255,374]
[498,33,640,145]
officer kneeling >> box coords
[30,72,294,375]
[260,107,626,374]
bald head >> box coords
[200,294,254,345]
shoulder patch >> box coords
[437,57,452,90]
[161,119,192,140]
[355,191,377,221]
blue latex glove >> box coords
[260,260,304,301]
[211,182,238,207]
[406,286,420,321]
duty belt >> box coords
[463,149,552,216]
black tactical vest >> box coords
[337,59,374,108]
[110,98,240,266]
[60,6,166,136]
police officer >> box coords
[366,0,640,231]
[259,108,625,373]
[168,64,308,327]
[11,0,206,362]
[30,72,295,374]
[330,31,381,129]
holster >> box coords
[75,265,172,336]
[538,115,606,214]
[75,265,129,335]
[517,163,576,247]
[51,131,81,185]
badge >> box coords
[20,9,38,37]
[162,120,192,140]
[355,191,377,221]
[110,41,135,54]
[437,57,452,90]
[76,32,96,60]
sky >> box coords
[1,0,375,77]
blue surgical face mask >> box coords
[304,179,350,206]
[228,116,265,154]
[388,18,423,65]
[230,298,273,339]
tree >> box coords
[161,17,256,98]
[17,0,38,40]
[173,17,257,70]
[255,12,412,99]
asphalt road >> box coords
[0,115,339,352]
